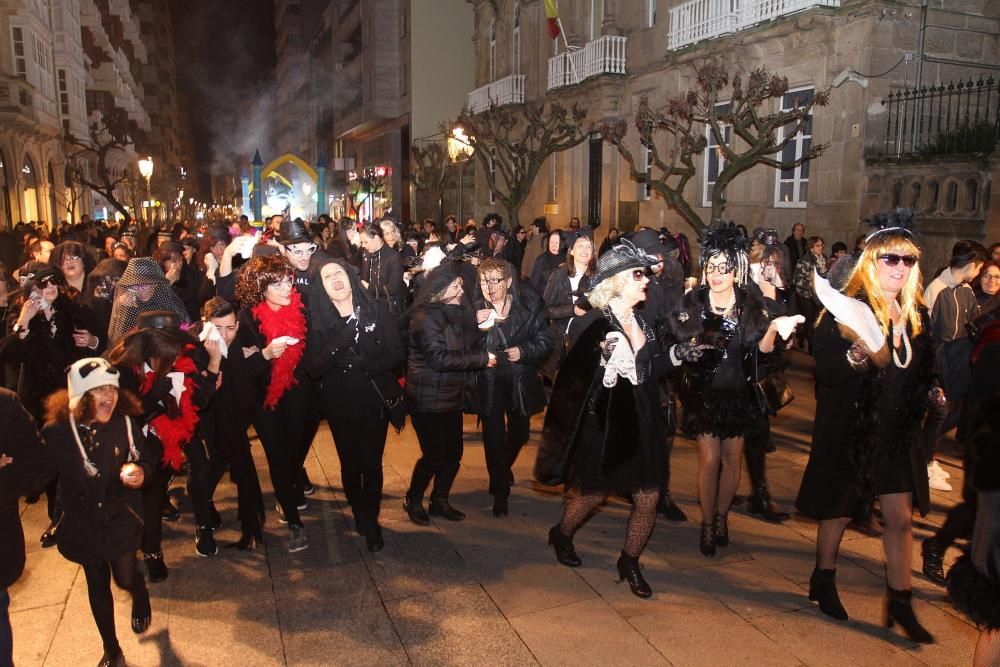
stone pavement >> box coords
[11,351,978,666]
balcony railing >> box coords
[467,74,525,113]
[668,0,841,51]
[548,35,627,91]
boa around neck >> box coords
[252,288,307,409]
[139,347,199,471]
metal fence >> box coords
[880,76,1000,158]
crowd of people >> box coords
[1,209,998,667]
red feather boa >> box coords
[252,288,307,409]
[140,348,199,471]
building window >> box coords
[511,4,520,75]
[57,68,69,117]
[488,147,496,205]
[11,27,26,78]
[590,0,604,40]
[647,0,657,27]
[640,145,653,201]
[488,18,496,81]
[774,87,814,208]
[703,102,731,207]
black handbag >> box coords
[370,376,407,433]
[753,349,794,416]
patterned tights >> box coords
[558,488,660,558]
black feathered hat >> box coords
[700,220,750,286]
[590,238,660,287]
[864,208,916,244]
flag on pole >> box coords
[544,0,560,40]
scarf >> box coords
[140,348,199,471]
[252,288,307,409]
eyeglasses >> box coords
[704,263,733,275]
[479,277,505,286]
[982,273,1000,282]
[287,244,318,257]
[631,268,652,280]
[61,255,81,264]
[878,254,918,268]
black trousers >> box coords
[82,554,147,654]
[481,372,530,501]
[219,429,264,536]
[184,437,227,529]
[328,417,388,521]
[408,410,464,500]
[140,459,172,555]
[253,383,312,526]
[744,412,771,493]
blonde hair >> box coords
[587,271,629,309]
[840,232,924,337]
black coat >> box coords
[236,305,307,410]
[405,303,488,413]
[361,245,406,314]
[543,265,593,337]
[193,325,259,456]
[0,389,46,589]
[476,288,552,417]
[303,301,405,422]
[41,415,154,566]
[796,307,934,520]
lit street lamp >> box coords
[448,126,474,226]
[137,156,154,225]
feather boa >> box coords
[140,349,199,471]
[252,288,306,409]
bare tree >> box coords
[602,63,830,235]
[411,141,453,224]
[456,101,590,229]
[63,111,139,222]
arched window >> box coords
[964,179,978,211]
[945,181,958,212]
[906,181,921,209]
[488,17,497,81]
[512,4,520,75]
[22,154,39,223]
[892,180,903,209]
[925,180,939,213]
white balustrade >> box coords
[668,0,840,50]
[467,74,526,113]
[547,35,627,91]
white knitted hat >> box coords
[67,358,120,410]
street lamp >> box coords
[137,156,154,225]
[448,126,474,226]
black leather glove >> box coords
[672,341,713,363]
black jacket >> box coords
[362,245,406,314]
[41,415,154,565]
[543,265,593,336]
[405,303,488,413]
[236,304,308,410]
[0,389,46,589]
[303,302,405,422]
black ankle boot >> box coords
[699,522,716,557]
[713,512,730,547]
[884,586,934,644]
[808,567,848,620]
[921,538,946,586]
[98,646,125,667]
[616,551,652,598]
[746,488,790,523]
[428,496,465,521]
[657,492,688,522]
[143,551,168,583]
[131,589,151,634]
[225,530,262,551]
[548,525,582,567]
[403,496,430,526]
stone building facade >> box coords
[466,0,998,270]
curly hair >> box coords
[587,272,629,309]
[234,254,294,306]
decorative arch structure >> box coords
[261,153,318,184]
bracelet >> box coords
[668,345,683,367]
[845,348,868,370]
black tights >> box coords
[559,488,660,557]
[82,554,147,654]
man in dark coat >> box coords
[360,222,406,316]
[0,389,46,664]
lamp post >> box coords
[448,126,474,227]
[137,156,153,225]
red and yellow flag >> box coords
[544,0,560,40]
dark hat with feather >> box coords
[864,208,916,244]
[700,220,750,286]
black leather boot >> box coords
[699,522,716,557]
[657,492,688,522]
[403,496,430,526]
[143,551,168,583]
[131,589,151,634]
[808,567,848,620]
[884,586,934,643]
[747,487,790,523]
[548,525,582,567]
[921,538,946,586]
[428,496,465,521]
[617,551,653,598]
[713,512,730,548]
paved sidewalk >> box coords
[11,352,977,666]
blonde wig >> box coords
[839,231,924,337]
[587,271,630,309]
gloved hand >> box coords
[141,376,173,418]
[672,341,715,362]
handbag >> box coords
[370,376,407,433]
[753,349,794,416]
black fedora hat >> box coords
[279,218,312,246]
[136,310,196,344]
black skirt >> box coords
[681,385,759,440]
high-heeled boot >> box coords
[713,512,730,547]
[884,586,934,644]
[699,522,716,557]
[808,567,848,620]
[548,525,582,567]
[616,551,652,598]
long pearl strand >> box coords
[891,301,912,369]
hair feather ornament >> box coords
[700,220,750,286]
[864,208,916,243]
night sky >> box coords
[171,0,277,198]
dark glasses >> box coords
[878,254,918,268]
[38,275,65,287]
[631,268,652,280]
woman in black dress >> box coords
[796,212,934,643]
[535,240,668,598]
[303,257,404,552]
[665,223,781,557]
[41,358,154,667]
[542,234,594,378]
[474,259,552,516]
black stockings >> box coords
[974,629,1000,667]
[559,488,660,558]
[82,555,147,653]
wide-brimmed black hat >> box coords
[279,218,311,246]
[135,309,196,343]
[589,238,659,287]
[628,229,666,257]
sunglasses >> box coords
[38,275,65,287]
[878,254,918,268]
[631,268,652,280]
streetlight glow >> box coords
[138,156,154,180]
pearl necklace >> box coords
[890,302,911,369]
[709,291,736,318]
